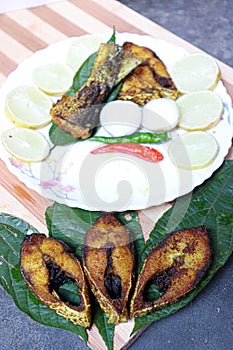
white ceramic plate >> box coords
[0,32,232,211]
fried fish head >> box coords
[20,234,91,328]
[130,226,211,318]
[82,213,135,324]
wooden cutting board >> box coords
[0,1,232,349]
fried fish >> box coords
[117,42,178,105]
[20,234,91,328]
[130,226,211,318]
[50,43,141,139]
[82,213,134,324]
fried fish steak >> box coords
[50,43,141,139]
[117,42,178,105]
[130,226,211,318]
[20,234,91,328]
[82,213,134,324]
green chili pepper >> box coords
[89,131,170,144]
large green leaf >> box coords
[45,204,145,349]
[45,203,102,258]
[66,28,116,97]
[49,122,78,146]
[93,306,115,350]
[66,51,97,96]
[58,282,81,306]
[0,161,232,349]
[116,211,146,277]
[0,214,87,343]
[132,160,233,333]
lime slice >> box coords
[6,86,52,128]
[171,53,220,94]
[33,63,73,95]
[67,34,106,71]
[1,128,50,162]
[168,131,219,169]
[177,90,223,130]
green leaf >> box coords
[93,303,115,350]
[66,51,97,96]
[132,160,233,333]
[0,214,87,343]
[45,205,143,349]
[0,214,38,293]
[46,204,144,260]
[66,28,116,97]
[1,160,232,347]
[49,48,97,146]
[46,203,102,258]
[116,211,145,277]
[143,281,163,302]
[106,82,123,103]
[58,282,81,306]
[49,28,119,146]
[49,122,79,146]
[107,27,116,44]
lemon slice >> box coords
[6,86,52,128]
[33,63,73,95]
[1,128,50,162]
[177,90,223,130]
[171,53,220,94]
[168,131,219,169]
[67,34,107,71]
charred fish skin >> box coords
[82,213,135,324]
[50,43,141,140]
[117,42,178,105]
[50,43,123,139]
[20,234,91,328]
[130,226,211,318]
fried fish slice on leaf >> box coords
[50,43,141,139]
[82,213,134,324]
[117,42,178,105]
[130,226,211,318]
[20,234,91,328]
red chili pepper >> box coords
[90,143,163,162]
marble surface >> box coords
[0,1,233,350]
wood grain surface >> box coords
[0,1,232,349]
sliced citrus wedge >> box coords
[171,53,220,94]
[6,86,52,129]
[168,131,219,169]
[33,63,73,95]
[1,128,50,162]
[177,90,223,130]
[66,33,107,72]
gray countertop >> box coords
[1,1,233,349]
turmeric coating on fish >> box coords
[50,43,141,139]
[82,213,135,324]
[130,226,211,318]
[117,42,178,105]
[20,234,91,328]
